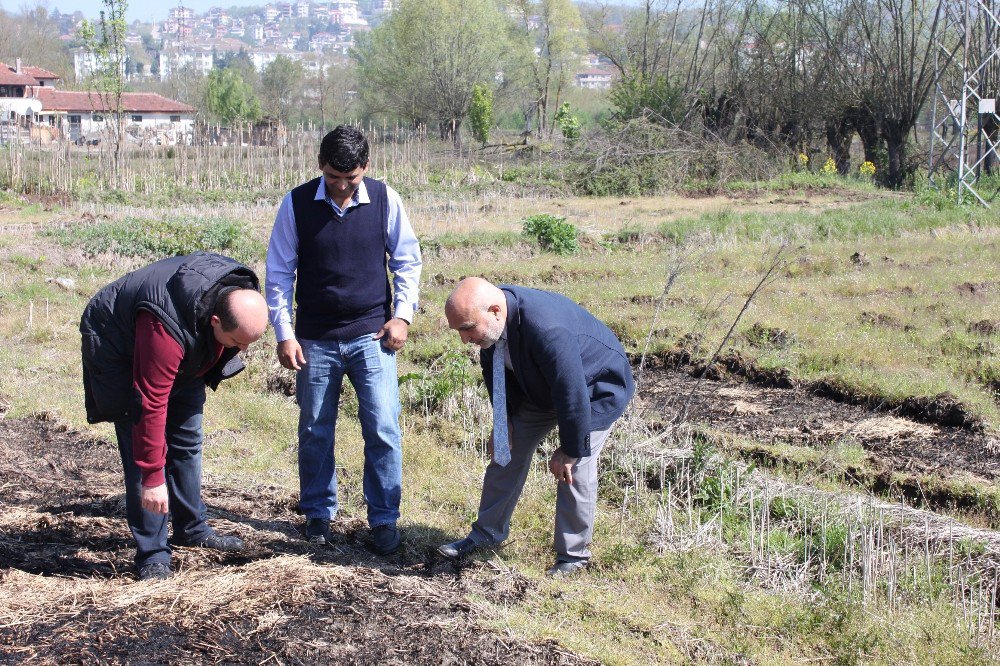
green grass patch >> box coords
[46,216,265,264]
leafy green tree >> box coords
[610,73,684,124]
[508,0,583,137]
[204,68,262,125]
[352,0,513,145]
[261,55,305,124]
[469,83,494,145]
[553,102,580,141]
[79,0,128,187]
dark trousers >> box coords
[114,380,211,567]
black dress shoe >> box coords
[545,560,587,578]
[137,561,172,581]
[371,524,401,555]
[305,518,331,545]
[437,537,481,559]
[194,533,245,552]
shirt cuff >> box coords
[394,302,415,324]
[274,320,295,342]
[141,468,166,488]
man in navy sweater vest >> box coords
[438,278,635,576]
[265,126,422,555]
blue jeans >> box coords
[296,335,402,527]
[114,379,212,568]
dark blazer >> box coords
[480,285,635,458]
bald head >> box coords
[445,277,507,349]
[211,288,269,351]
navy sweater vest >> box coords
[291,176,391,340]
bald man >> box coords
[81,252,268,581]
[438,278,635,577]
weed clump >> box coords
[48,216,264,264]
[521,214,579,255]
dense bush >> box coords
[521,213,579,254]
[568,119,786,196]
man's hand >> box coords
[373,318,409,351]
[277,338,307,370]
[549,449,577,485]
[141,483,169,515]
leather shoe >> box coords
[194,533,245,552]
[546,560,587,578]
[371,524,401,555]
[437,537,481,559]
[305,518,331,545]
[137,561,172,581]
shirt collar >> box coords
[313,177,370,207]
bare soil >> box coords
[0,415,593,665]
[636,356,1000,508]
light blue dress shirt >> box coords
[265,177,423,343]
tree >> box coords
[307,54,356,130]
[79,0,128,188]
[509,0,584,137]
[261,56,305,124]
[469,83,494,145]
[811,0,946,187]
[352,0,513,144]
[204,68,262,125]
[0,6,73,80]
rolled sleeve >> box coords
[385,185,421,323]
[265,193,299,342]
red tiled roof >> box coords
[0,62,40,86]
[23,66,60,80]
[32,88,197,114]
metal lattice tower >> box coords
[929,0,1000,206]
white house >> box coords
[0,59,197,145]
[0,60,46,123]
[575,68,615,90]
[31,87,197,142]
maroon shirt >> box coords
[132,311,223,487]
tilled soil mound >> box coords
[0,416,592,665]
[636,363,1000,483]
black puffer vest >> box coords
[80,252,259,424]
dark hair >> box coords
[214,287,242,332]
[319,125,369,172]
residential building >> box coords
[159,47,214,79]
[0,60,44,120]
[0,59,197,144]
[73,50,128,84]
[169,5,195,21]
[575,68,615,89]
[31,88,197,141]
[250,49,302,72]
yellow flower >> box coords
[797,153,809,167]
[859,161,876,177]
[821,157,837,175]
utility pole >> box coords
[928,0,1000,206]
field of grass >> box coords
[1,171,999,663]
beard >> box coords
[477,318,505,348]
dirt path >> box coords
[635,362,1000,487]
[0,416,592,665]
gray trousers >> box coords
[468,404,613,564]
